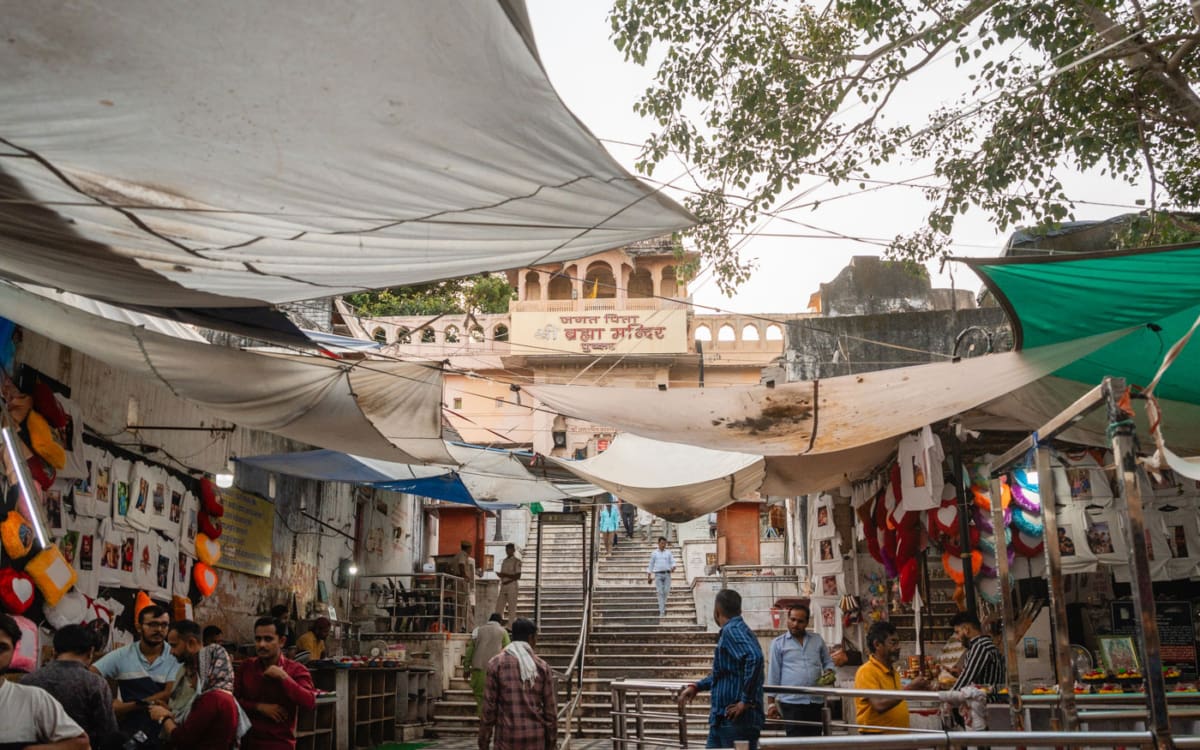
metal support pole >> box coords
[438,575,445,634]
[612,684,625,749]
[820,704,832,736]
[635,692,646,750]
[1106,381,1173,750]
[950,430,977,618]
[1035,446,1078,730]
[989,476,1024,731]
[535,516,544,627]
[677,691,689,748]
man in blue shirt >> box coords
[91,605,179,748]
[678,589,764,750]
[766,603,834,736]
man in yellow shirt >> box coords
[854,621,929,732]
[295,617,331,661]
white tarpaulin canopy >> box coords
[0,0,692,320]
[0,281,452,464]
[528,333,1124,458]
[547,434,766,521]
[445,443,579,504]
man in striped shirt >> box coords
[678,589,765,750]
[949,612,1005,699]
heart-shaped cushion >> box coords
[196,533,222,566]
[934,504,959,536]
[1,511,34,559]
[200,477,225,518]
[198,512,222,540]
[0,568,36,614]
[193,562,218,597]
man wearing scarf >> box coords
[479,618,557,750]
[149,620,242,749]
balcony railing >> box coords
[509,297,689,313]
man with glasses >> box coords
[92,605,180,748]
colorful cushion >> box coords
[195,533,222,566]
[193,562,218,598]
[198,512,222,540]
[1,510,34,559]
[0,568,36,614]
[199,478,224,518]
[172,595,193,622]
[9,615,37,672]
[25,545,78,607]
[44,590,88,629]
[134,590,154,624]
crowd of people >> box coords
[0,604,322,750]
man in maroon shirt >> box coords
[234,616,316,750]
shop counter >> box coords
[306,663,436,750]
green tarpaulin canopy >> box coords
[963,243,1200,406]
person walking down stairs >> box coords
[599,498,620,557]
[645,536,677,617]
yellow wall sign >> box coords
[215,488,275,578]
[509,308,688,355]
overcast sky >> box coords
[524,0,1150,315]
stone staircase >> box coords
[432,512,589,736]
[432,514,719,744]
[584,521,715,743]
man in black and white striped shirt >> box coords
[949,612,1005,700]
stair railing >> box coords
[557,503,599,749]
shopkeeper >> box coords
[295,617,331,662]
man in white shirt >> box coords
[645,536,677,617]
[0,613,89,750]
[494,543,522,625]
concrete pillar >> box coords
[517,271,527,302]
[572,265,584,310]
[618,264,629,303]
[651,266,664,299]
[609,260,622,301]
[538,271,549,302]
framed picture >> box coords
[1098,635,1141,675]
[1023,637,1038,659]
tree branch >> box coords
[1074,1,1200,132]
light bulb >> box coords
[348,564,359,576]
[215,460,234,489]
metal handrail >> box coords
[557,507,599,749]
[758,731,1157,749]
